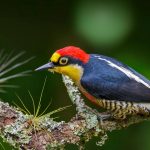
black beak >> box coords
[35,62,55,71]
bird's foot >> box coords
[97,113,112,121]
[82,105,112,121]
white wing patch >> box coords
[95,56,150,89]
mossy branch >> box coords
[0,75,149,150]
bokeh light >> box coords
[74,0,134,48]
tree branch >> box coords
[0,75,149,150]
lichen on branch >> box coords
[0,74,149,150]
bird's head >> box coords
[36,46,90,83]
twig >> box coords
[0,76,149,150]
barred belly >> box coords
[97,99,150,119]
[79,85,150,119]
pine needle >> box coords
[13,101,30,115]
[0,50,33,92]
[0,142,5,150]
[15,93,32,115]
[0,57,34,77]
[28,90,36,116]
[38,105,71,119]
[13,76,72,133]
[35,76,47,118]
[38,100,52,118]
[0,51,25,71]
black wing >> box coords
[81,55,150,103]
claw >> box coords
[97,113,112,121]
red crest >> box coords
[56,46,90,63]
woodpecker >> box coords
[36,46,150,119]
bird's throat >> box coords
[49,64,84,83]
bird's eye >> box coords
[59,57,68,65]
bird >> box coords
[35,46,150,119]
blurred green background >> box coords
[0,0,150,149]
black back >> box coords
[81,54,150,103]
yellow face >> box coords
[50,52,61,63]
[49,52,84,83]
